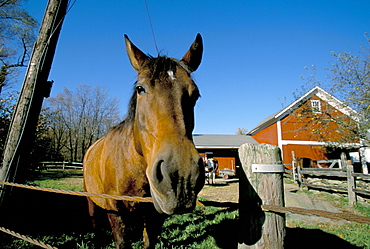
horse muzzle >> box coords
[150,188,197,215]
[148,154,204,215]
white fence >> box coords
[316,159,342,168]
[38,161,83,170]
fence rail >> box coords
[316,159,342,168]
[291,154,370,206]
[38,161,83,170]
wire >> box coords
[144,0,159,55]
[67,0,77,13]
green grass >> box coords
[26,169,84,191]
[156,205,238,249]
[30,169,83,180]
[27,178,84,191]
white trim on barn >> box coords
[277,120,283,159]
[279,139,361,147]
[274,86,358,122]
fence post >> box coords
[296,166,302,190]
[341,152,356,206]
[291,151,296,183]
[238,143,285,249]
[360,147,369,174]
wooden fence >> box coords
[38,161,83,170]
[291,153,370,206]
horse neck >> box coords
[108,122,147,170]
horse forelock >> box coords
[145,56,191,81]
[113,56,193,131]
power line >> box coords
[144,0,159,55]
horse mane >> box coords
[112,56,191,132]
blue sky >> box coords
[23,0,370,134]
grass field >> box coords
[0,169,369,248]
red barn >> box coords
[248,86,362,166]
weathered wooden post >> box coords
[341,152,357,206]
[238,143,285,249]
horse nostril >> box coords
[155,160,164,183]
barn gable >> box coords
[248,86,361,165]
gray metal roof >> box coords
[247,111,279,135]
[193,134,258,149]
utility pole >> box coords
[0,0,69,203]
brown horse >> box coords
[83,34,205,248]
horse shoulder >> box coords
[105,130,149,196]
[84,129,148,211]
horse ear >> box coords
[181,33,203,72]
[124,34,149,71]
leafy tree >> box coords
[0,0,37,92]
[293,34,370,173]
[28,107,62,167]
[0,91,53,171]
[0,91,17,155]
[45,84,121,162]
[297,34,370,146]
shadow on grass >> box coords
[162,200,363,249]
[0,187,91,235]
[203,221,362,249]
[201,200,239,209]
[285,227,361,249]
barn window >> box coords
[311,100,321,113]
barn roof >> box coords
[193,134,258,149]
[248,86,359,135]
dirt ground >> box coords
[199,179,239,203]
[199,178,369,226]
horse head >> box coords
[124,34,205,215]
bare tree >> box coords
[236,127,248,135]
[0,0,37,92]
[46,84,121,162]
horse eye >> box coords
[136,86,146,95]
